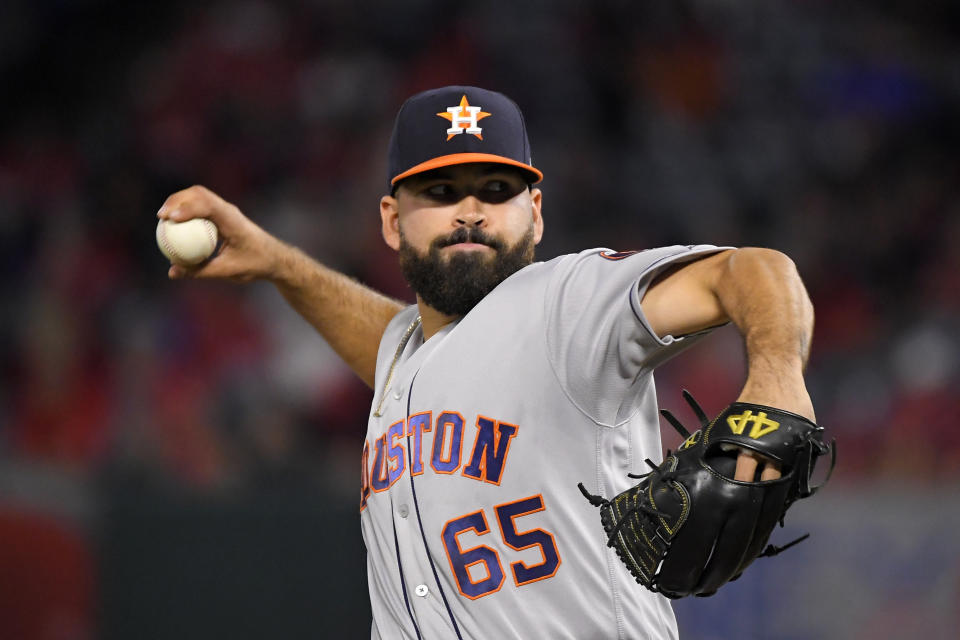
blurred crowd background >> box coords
[1,0,958,638]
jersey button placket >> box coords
[389,379,439,625]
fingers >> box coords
[166,242,263,282]
[734,453,758,482]
[166,251,227,280]
[158,185,214,220]
[760,462,781,481]
[157,185,243,236]
[734,449,782,482]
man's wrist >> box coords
[266,240,306,289]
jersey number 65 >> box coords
[441,494,562,599]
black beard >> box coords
[399,225,536,316]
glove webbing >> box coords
[577,484,667,546]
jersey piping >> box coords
[405,368,465,640]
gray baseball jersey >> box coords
[360,245,725,639]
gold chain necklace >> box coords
[373,315,422,417]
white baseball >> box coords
[156,218,219,266]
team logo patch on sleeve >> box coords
[437,95,491,140]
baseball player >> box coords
[158,86,817,639]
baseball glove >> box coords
[579,390,835,599]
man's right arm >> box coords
[158,185,405,388]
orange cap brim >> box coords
[390,152,543,186]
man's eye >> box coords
[426,184,455,198]
[479,179,521,202]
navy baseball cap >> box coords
[387,86,543,192]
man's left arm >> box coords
[641,247,815,481]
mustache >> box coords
[433,227,505,251]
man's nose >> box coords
[455,196,486,227]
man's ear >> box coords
[530,187,544,245]
[380,194,400,251]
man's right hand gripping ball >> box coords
[579,390,835,599]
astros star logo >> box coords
[437,95,491,141]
